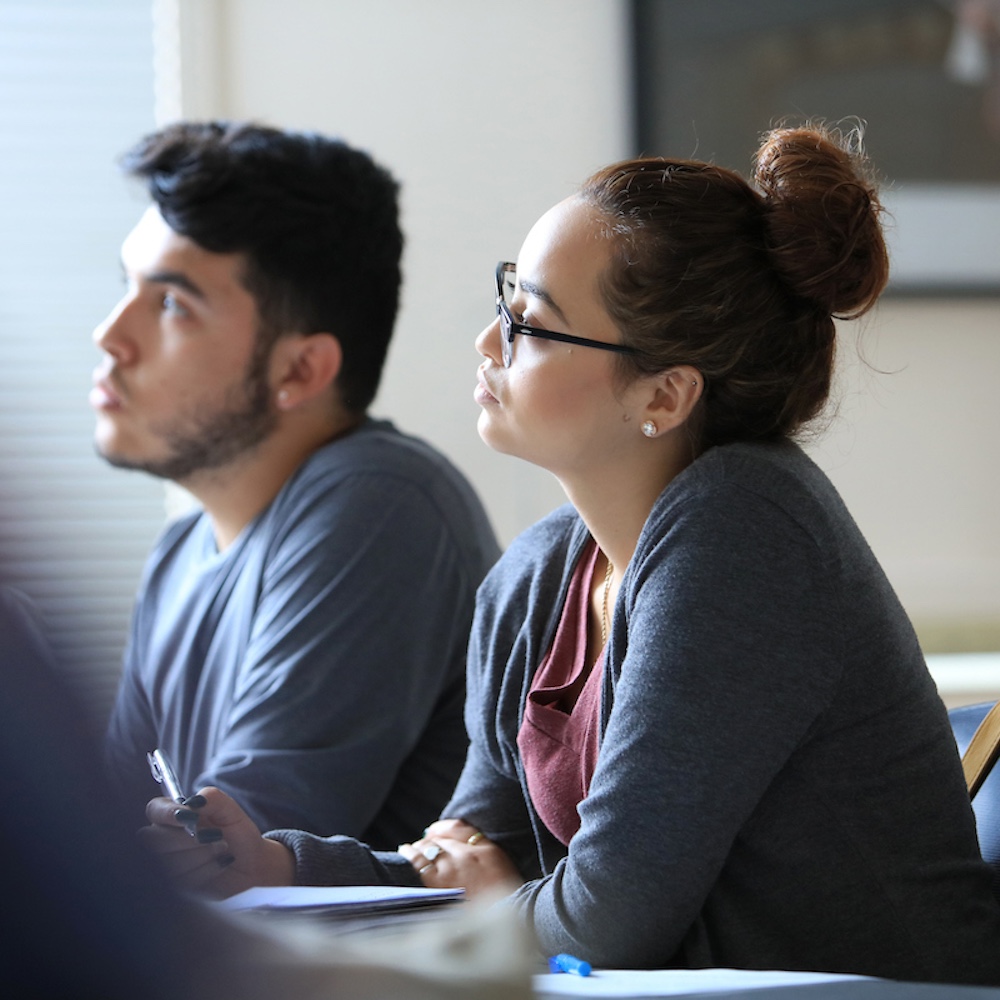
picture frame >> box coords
[630,0,1000,293]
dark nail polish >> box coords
[174,808,199,824]
[196,828,224,844]
[217,853,236,868]
[182,794,207,809]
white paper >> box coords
[217,884,463,912]
[534,967,869,998]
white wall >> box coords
[165,0,1000,659]
[810,299,1000,652]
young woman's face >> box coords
[474,196,644,479]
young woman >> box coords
[143,125,1000,984]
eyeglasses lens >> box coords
[499,266,516,367]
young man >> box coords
[97,122,499,849]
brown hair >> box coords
[580,125,889,449]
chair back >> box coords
[949,700,1000,903]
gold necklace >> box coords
[601,555,614,649]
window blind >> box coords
[0,1,169,725]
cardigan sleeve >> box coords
[261,592,543,890]
[440,561,547,880]
[441,506,588,880]
[263,829,420,887]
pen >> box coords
[147,748,187,804]
[548,953,592,977]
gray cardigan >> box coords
[273,440,1000,983]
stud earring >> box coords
[641,420,657,438]
[277,389,290,406]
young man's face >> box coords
[90,206,277,483]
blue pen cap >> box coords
[548,953,592,977]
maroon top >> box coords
[516,539,604,846]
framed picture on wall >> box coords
[631,0,1000,294]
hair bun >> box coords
[754,125,888,318]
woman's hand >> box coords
[137,786,294,898]
[398,818,523,900]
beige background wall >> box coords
[161,0,1000,662]
[816,300,1000,653]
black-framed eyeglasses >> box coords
[495,261,639,369]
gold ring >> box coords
[467,831,485,846]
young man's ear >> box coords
[271,333,343,410]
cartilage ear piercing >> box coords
[641,420,657,438]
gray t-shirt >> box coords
[104,418,499,847]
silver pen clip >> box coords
[146,748,187,804]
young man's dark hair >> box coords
[121,120,403,413]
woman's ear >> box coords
[637,365,703,437]
[270,333,343,411]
